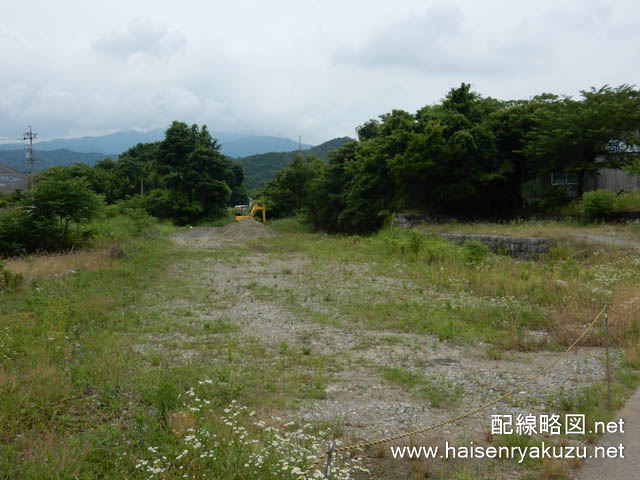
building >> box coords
[543,140,640,195]
[548,168,640,193]
[0,164,28,194]
[585,168,640,192]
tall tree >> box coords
[524,85,640,194]
[151,121,236,223]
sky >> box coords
[1,0,638,145]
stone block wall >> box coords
[435,233,552,260]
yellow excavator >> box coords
[234,200,266,224]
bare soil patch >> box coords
[171,219,276,248]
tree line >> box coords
[2,83,640,255]
[0,121,247,255]
[262,83,640,233]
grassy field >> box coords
[1,216,640,479]
[419,218,640,240]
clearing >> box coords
[3,217,640,480]
[152,219,640,479]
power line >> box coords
[23,125,37,189]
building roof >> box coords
[0,164,28,177]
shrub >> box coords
[462,238,490,263]
[0,210,27,256]
[143,189,204,225]
[616,190,640,212]
[522,184,572,213]
[0,176,102,256]
[0,261,24,291]
[580,189,618,219]
[407,230,424,257]
[420,235,456,263]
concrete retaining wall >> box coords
[435,233,552,260]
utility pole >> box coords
[299,135,302,153]
[23,125,37,189]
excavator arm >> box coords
[234,202,266,224]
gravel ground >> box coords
[159,225,621,478]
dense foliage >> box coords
[0,122,249,256]
[0,173,102,255]
[262,83,640,233]
[88,121,245,224]
[18,122,246,227]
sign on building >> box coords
[0,165,29,194]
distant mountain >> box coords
[237,137,353,190]
[221,136,311,158]
[0,149,111,174]
[0,133,352,187]
[0,129,312,158]
[0,130,164,155]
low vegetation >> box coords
[1,215,639,479]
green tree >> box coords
[306,141,358,232]
[29,175,102,248]
[153,121,236,224]
[387,120,450,209]
[524,85,640,194]
[262,155,324,219]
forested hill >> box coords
[237,136,352,189]
[0,149,112,174]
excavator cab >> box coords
[234,201,266,224]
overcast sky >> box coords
[1,0,638,144]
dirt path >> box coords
[575,233,640,249]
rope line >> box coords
[297,305,607,479]
[608,305,640,316]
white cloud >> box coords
[93,19,187,58]
[334,4,547,75]
[0,0,639,144]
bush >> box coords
[0,177,102,257]
[581,189,618,219]
[0,261,24,291]
[616,190,640,212]
[463,238,490,263]
[143,189,205,225]
[522,184,572,213]
[0,210,27,256]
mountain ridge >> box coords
[0,149,113,174]
[236,136,353,190]
[0,137,353,182]
[0,129,313,158]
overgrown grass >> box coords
[3,215,640,479]
[250,226,640,348]
[268,216,313,234]
[421,219,640,239]
[0,212,349,479]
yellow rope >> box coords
[297,305,606,479]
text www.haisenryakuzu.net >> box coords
[390,442,624,464]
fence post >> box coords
[604,302,611,409]
[324,441,335,480]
